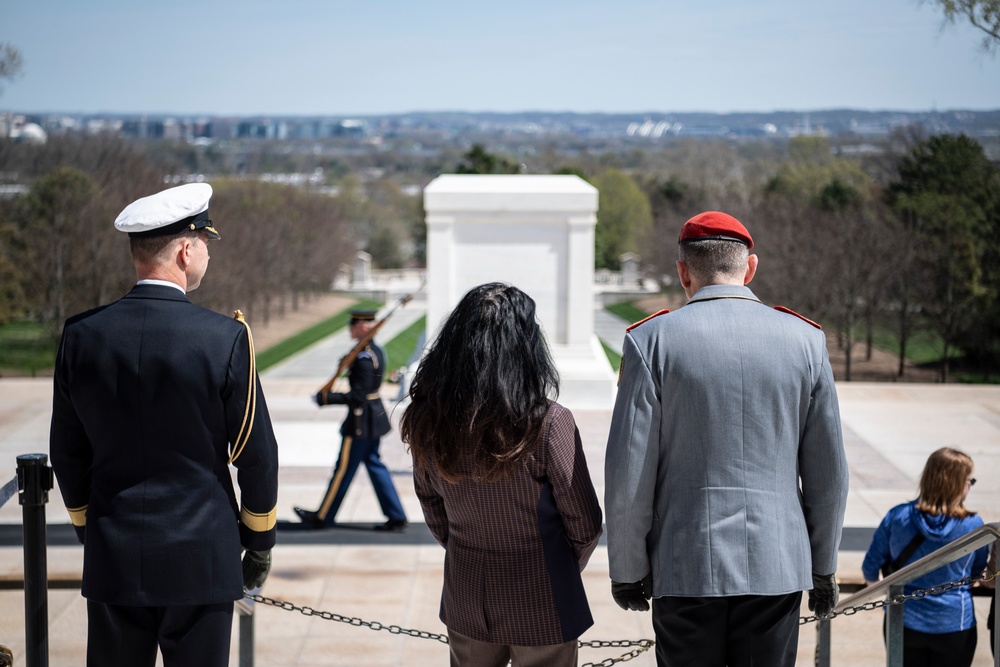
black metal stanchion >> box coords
[236,597,255,667]
[18,453,53,667]
[814,618,831,667]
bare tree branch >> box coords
[926,0,1000,52]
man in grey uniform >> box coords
[604,211,849,666]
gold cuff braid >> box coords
[241,504,277,532]
[67,505,87,527]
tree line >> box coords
[632,133,1000,383]
[1,130,999,382]
[0,136,356,335]
[456,132,1000,382]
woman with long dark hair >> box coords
[401,282,603,667]
[862,447,990,667]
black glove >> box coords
[242,549,272,591]
[808,572,839,617]
[611,574,652,612]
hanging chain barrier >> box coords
[798,567,997,626]
[577,639,655,666]
[246,593,654,666]
[246,593,449,644]
[247,566,996,663]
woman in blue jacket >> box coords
[862,447,989,667]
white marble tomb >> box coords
[423,174,616,408]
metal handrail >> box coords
[835,521,1000,611]
[823,521,998,667]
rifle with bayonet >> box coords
[316,283,424,396]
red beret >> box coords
[679,211,754,250]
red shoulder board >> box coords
[626,309,670,333]
[773,306,822,330]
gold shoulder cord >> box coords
[229,309,257,464]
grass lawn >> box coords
[253,299,382,371]
[604,301,648,326]
[382,316,426,379]
[0,321,57,377]
[601,340,622,373]
[865,325,1000,382]
[607,303,999,384]
[0,299,403,378]
[601,302,642,371]
[868,327,959,367]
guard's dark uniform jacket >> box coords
[319,342,391,439]
[305,339,405,527]
[49,284,279,606]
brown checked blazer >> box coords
[413,401,603,646]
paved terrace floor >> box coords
[1,302,999,665]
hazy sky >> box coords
[2,0,999,116]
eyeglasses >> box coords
[968,478,977,487]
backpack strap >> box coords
[889,534,927,573]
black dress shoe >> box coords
[373,519,408,532]
[293,506,324,529]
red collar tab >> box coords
[626,309,670,333]
[773,306,821,330]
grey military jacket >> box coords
[605,284,849,597]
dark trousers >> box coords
[316,436,406,524]
[86,600,233,667]
[902,626,977,667]
[882,615,978,667]
[651,592,801,667]
[448,628,578,667]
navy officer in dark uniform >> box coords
[49,183,280,667]
[294,309,408,531]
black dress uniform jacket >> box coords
[320,342,391,439]
[49,284,280,606]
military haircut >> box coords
[678,239,749,284]
[130,229,202,266]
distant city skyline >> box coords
[3,0,1000,116]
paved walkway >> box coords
[1,299,999,665]
[263,294,427,383]
[594,308,630,356]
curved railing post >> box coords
[834,522,1000,667]
[18,453,53,667]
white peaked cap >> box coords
[114,183,218,238]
